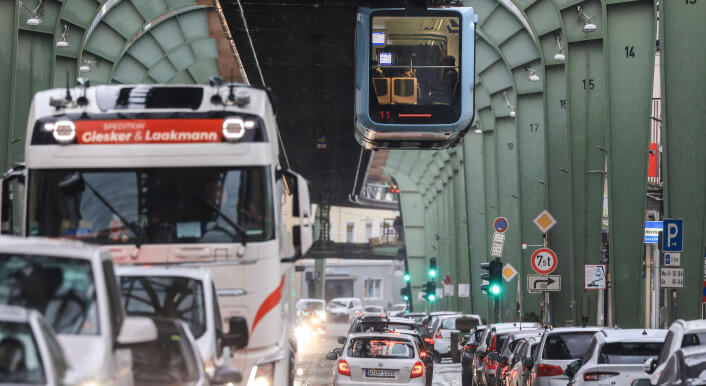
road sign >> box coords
[663,219,683,252]
[502,263,518,282]
[490,232,505,257]
[584,264,606,289]
[443,274,452,286]
[661,267,684,288]
[494,217,509,233]
[533,210,557,234]
[527,275,561,292]
[531,248,558,274]
[644,221,662,244]
[665,252,681,267]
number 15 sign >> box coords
[531,248,558,275]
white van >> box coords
[0,236,157,386]
[116,265,249,376]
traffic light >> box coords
[400,287,410,302]
[480,259,503,297]
[428,257,437,278]
[403,272,411,282]
[425,281,436,302]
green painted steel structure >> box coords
[0,0,226,172]
[378,0,664,327]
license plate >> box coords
[365,368,396,378]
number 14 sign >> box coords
[531,248,558,275]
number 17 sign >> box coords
[531,248,558,275]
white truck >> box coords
[1,81,314,385]
[0,236,158,385]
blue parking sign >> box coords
[663,219,683,252]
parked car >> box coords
[431,314,482,362]
[326,332,427,385]
[462,325,486,385]
[362,305,386,317]
[117,265,249,377]
[422,311,462,333]
[406,313,429,324]
[471,323,542,386]
[493,330,545,386]
[644,319,706,385]
[483,325,543,386]
[389,303,408,317]
[528,326,603,386]
[505,337,541,386]
[654,346,706,386]
[565,329,666,386]
[131,317,241,386]
[0,305,72,385]
[0,236,158,386]
[327,298,363,322]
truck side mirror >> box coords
[224,316,249,350]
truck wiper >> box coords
[194,195,248,247]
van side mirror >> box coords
[224,316,249,350]
[644,357,658,374]
[210,365,242,384]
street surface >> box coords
[293,322,462,385]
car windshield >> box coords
[597,342,663,364]
[364,306,383,312]
[441,317,458,330]
[27,167,274,244]
[329,301,347,308]
[132,321,200,385]
[0,322,46,384]
[348,338,415,359]
[299,301,324,312]
[120,276,206,339]
[0,254,99,335]
[543,332,596,360]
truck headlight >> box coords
[247,362,274,386]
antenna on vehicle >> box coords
[50,71,72,110]
[76,77,90,107]
[227,68,236,103]
[642,328,647,335]
[64,71,72,103]
[209,76,224,105]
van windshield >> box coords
[0,254,99,335]
[119,276,207,339]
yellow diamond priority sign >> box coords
[533,210,557,234]
[502,263,518,282]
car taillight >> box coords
[536,364,564,377]
[425,337,434,345]
[435,329,443,339]
[464,344,472,351]
[411,361,424,378]
[420,351,428,359]
[488,360,497,370]
[491,335,498,350]
[583,372,619,381]
[337,359,351,376]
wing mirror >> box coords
[488,352,499,361]
[644,357,658,374]
[223,316,249,350]
[565,359,582,379]
[337,336,347,345]
[117,316,158,346]
[522,357,534,369]
[499,356,508,365]
[210,365,242,384]
[325,351,338,360]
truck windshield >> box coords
[119,276,207,339]
[0,254,99,335]
[27,167,274,245]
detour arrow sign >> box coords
[527,274,561,292]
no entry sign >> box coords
[531,248,558,275]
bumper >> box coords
[334,377,426,386]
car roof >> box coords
[387,317,418,324]
[673,319,706,331]
[545,326,603,333]
[439,314,481,321]
[598,329,667,342]
[298,298,325,303]
[506,330,545,339]
[0,235,106,262]
[491,322,543,331]
[0,305,32,323]
[116,264,212,281]
[330,297,359,302]
[348,332,415,342]
[430,311,461,316]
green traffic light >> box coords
[404,273,411,282]
[490,284,502,295]
[428,269,437,278]
[428,294,436,302]
[403,295,409,301]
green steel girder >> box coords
[661,0,706,322]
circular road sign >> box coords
[531,248,558,274]
[443,274,452,286]
[494,217,509,233]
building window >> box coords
[365,221,373,241]
[364,278,382,299]
[346,222,355,242]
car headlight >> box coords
[247,362,275,386]
[310,316,320,325]
[317,311,326,321]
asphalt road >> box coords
[293,321,462,385]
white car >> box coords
[327,332,427,385]
[645,319,706,385]
[567,329,666,386]
[0,305,73,385]
[388,303,408,317]
[116,266,249,377]
[0,236,158,386]
[327,298,363,322]
[362,305,386,317]
[432,314,482,359]
[529,327,603,386]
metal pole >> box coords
[652,243,660,327]
[544,291,551,325]
[494,298,499,323]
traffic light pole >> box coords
[401,248,413,312]
[494,298,499,323]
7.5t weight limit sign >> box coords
[531,248,558,275]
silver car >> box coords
[567,329,666,386]
[327,332,427,385]
[504,337,541,386]
[529,327,603,386]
